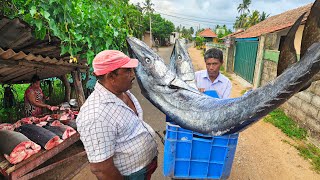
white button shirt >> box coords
[195,70,232,99]
[76,82,158,175]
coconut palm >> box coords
[260,11,270,21]
[237,0,251,28]
[142,0,155,47]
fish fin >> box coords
[277,13,306,76]
[300,0,320,58]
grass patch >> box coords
[264,109,307,140]
[265,108,320,173]
[240,89,247,95]
[296,143,320,173]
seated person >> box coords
[24,75,57,117]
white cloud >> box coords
[129,0,315,31]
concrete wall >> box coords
[260,50,320,143]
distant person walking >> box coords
[154,38,159,52]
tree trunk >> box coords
[59,74,71,103]
[71,70,85,107]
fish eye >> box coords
[145,58,151,64]
[178,55,182,60]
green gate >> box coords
[234,38,259,83]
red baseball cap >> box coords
[92,50,138,76]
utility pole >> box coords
[149,15,152,47]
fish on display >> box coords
[0,130,41,164]
[17,124,62,150]
[126,6,320,135]
[169,39,198,90]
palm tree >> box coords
[260,11,270,21]
[245,10,260,28]
[142,0,154,47]
[237,0,251,28]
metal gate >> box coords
[234,38,259,83]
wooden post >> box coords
[59,74,71,103]
[226,37,235,73]
[71,69,85,107]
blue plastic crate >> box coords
[163,90,238,179]
[163,123,239,179]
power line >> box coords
[156,10,235,24]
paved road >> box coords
[130,45,173,180]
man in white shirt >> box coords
[76,50,158,180]
[195,48,232,99]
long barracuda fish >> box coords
[128,35,319,135]
[169,39,198,90]
[126,10,320,135]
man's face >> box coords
[113,68,135,92]
[205,58,222,78]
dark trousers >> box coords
[124,157,158,180]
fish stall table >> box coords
[0,133,87,180]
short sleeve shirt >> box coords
[195,70,232,99]
[76,82,158,175]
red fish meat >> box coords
[0,130,41,164]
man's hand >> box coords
[198,88,205,93]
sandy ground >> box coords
[71,46,320,180]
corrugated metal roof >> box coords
[0,16,89,84]
[0,16,70,59]
[0,48,87,84]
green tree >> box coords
[237,0,251,28]
[245,10,260,28]
[189,27,194,35]
[176,26,181,33]
[143,13,174,44]
[142,0,155,46]
[260,11,270,21]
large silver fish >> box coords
[169,39,198,90]
[127,35,320,135]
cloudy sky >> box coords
[129,0,315,31]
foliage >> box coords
[264,109,307,140]
[143,13,174,43]
[215,25,232,42]
[1,0,143,65]
[264,108,320,173]
[296,143,320,173]
[0,84,28,123]
[234,0,270,30]
[195,36,205,48]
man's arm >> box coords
[90,157,123,180]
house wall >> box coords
[260,32,320,143]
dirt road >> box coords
[73,45,320,180]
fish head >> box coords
[127,37,174,86]
[127,37,200,94]
[172,39,194,74]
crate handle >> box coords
[193,134,213,140]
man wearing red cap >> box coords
[76,50,158,179]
